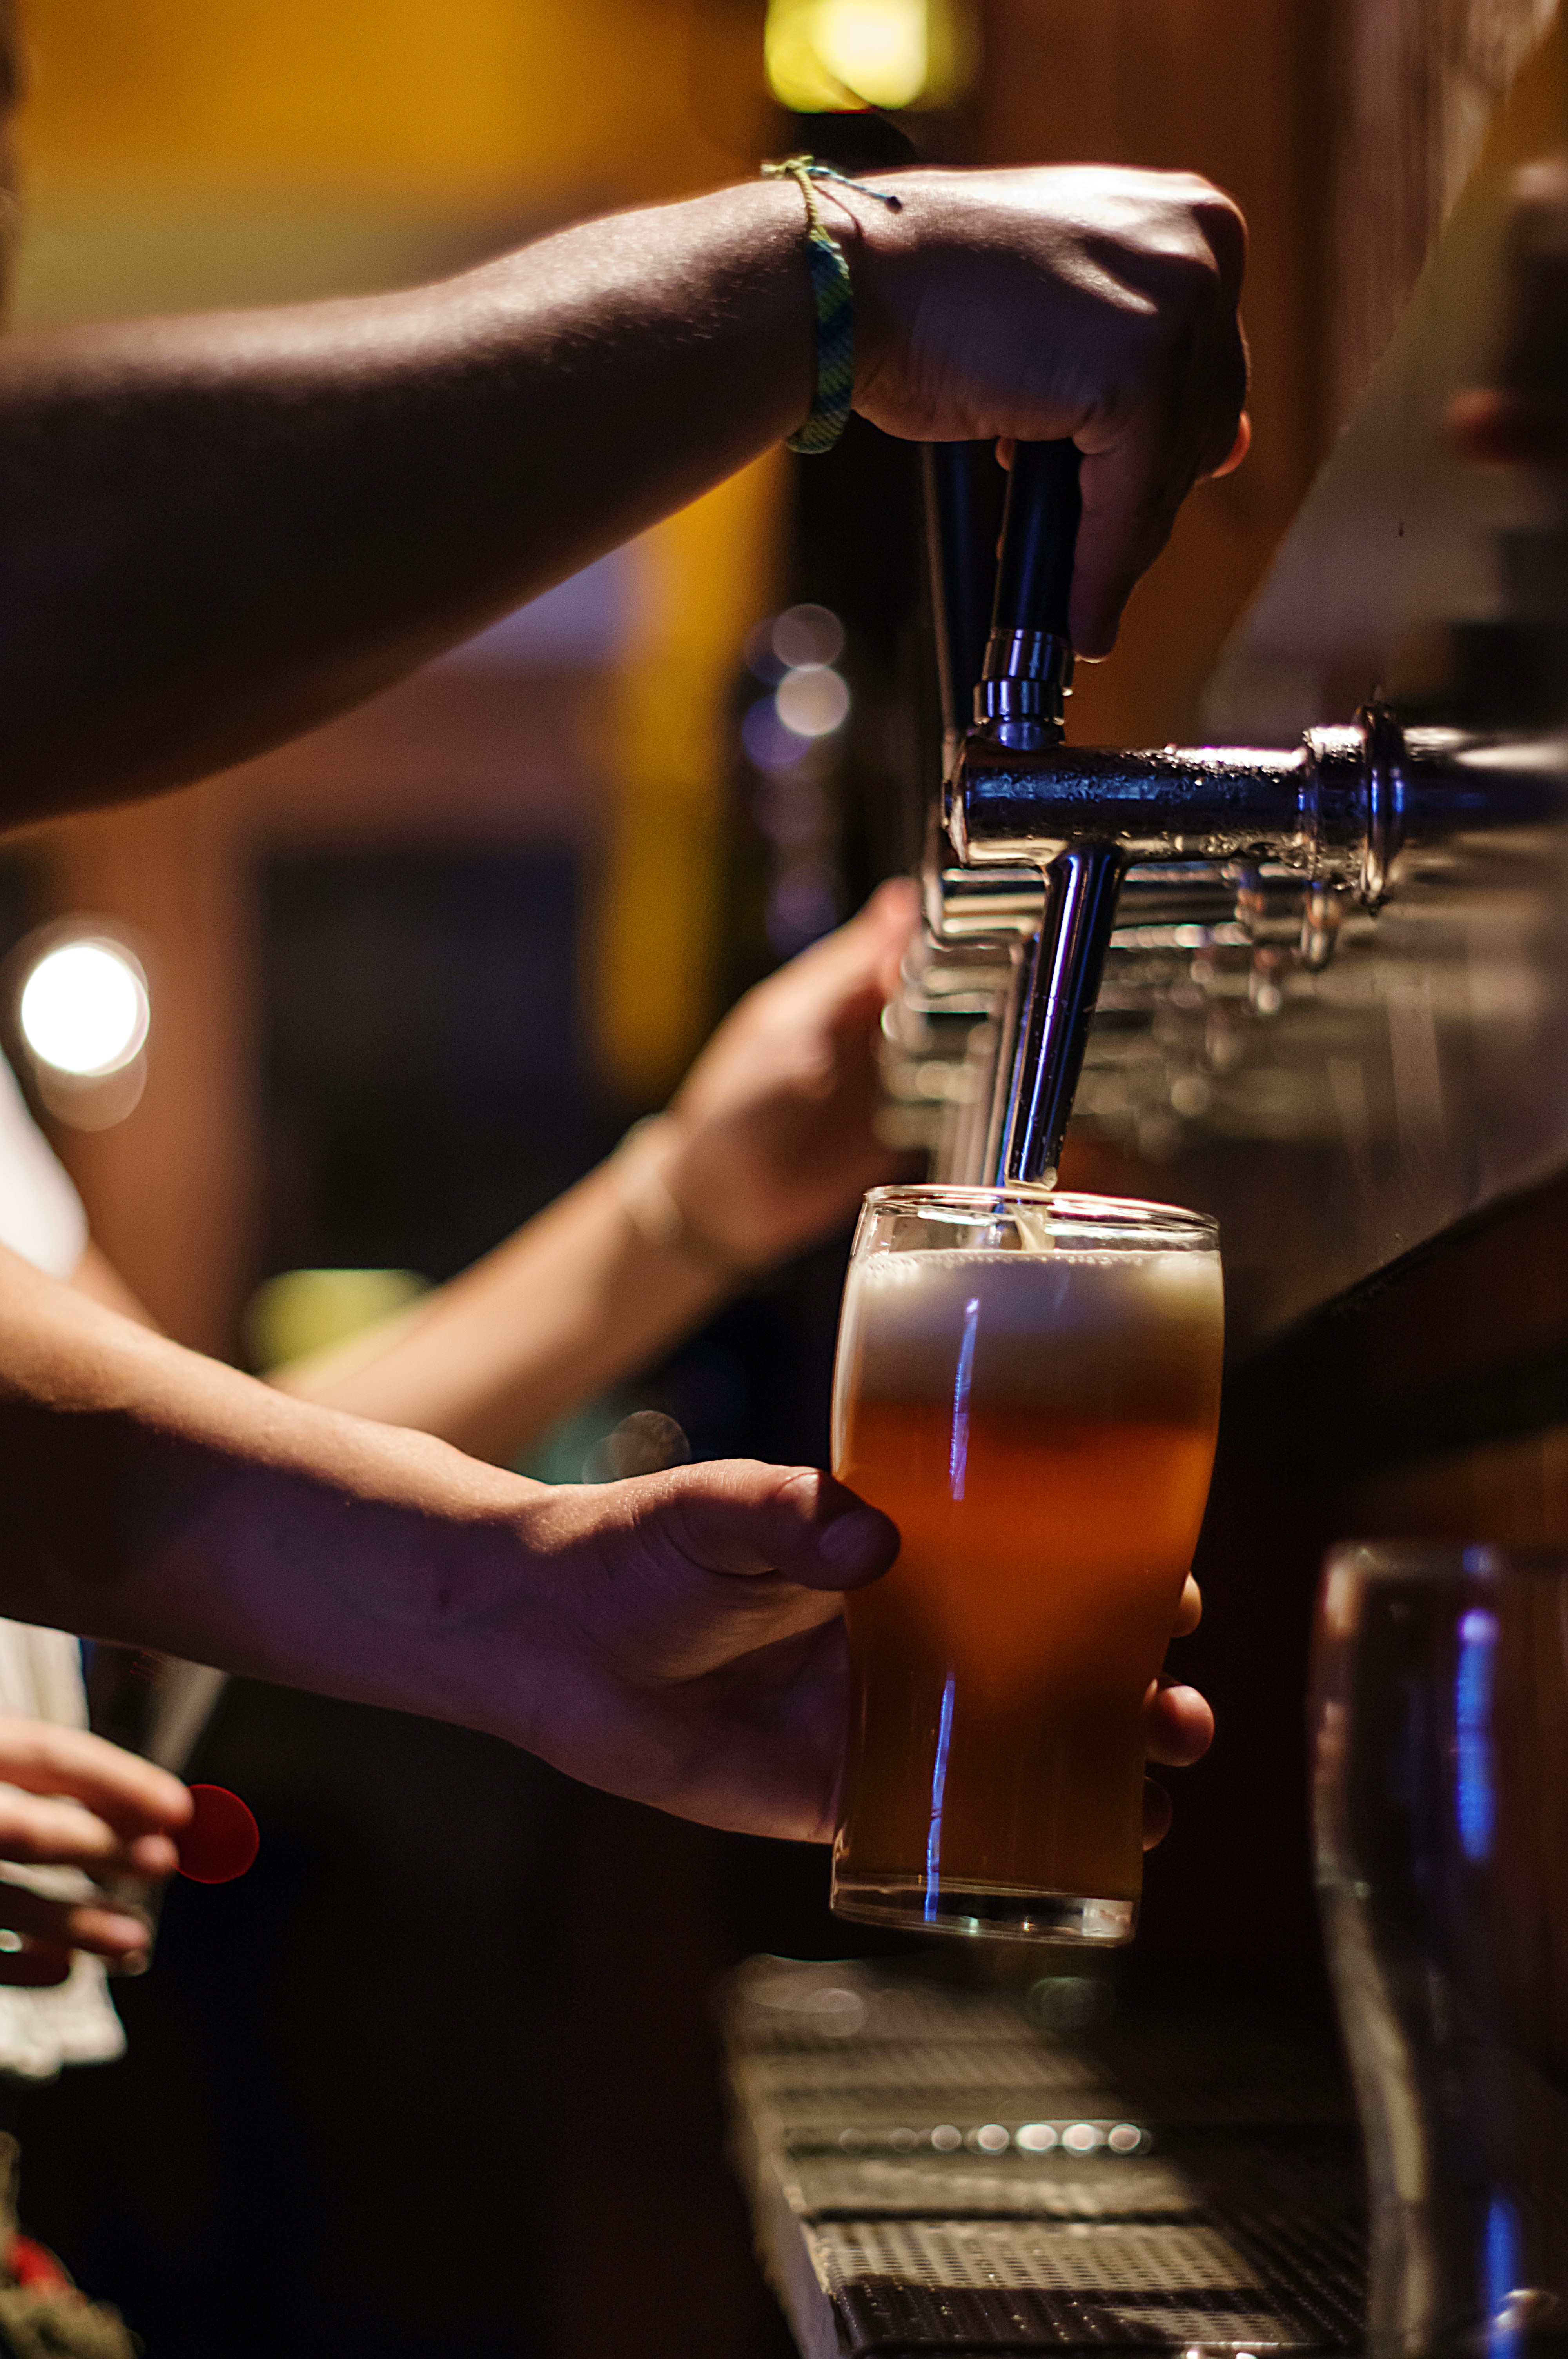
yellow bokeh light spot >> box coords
[766,0,971,114]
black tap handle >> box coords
[991,440,1082,643]
[922,442,1005,745]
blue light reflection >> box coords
[1455,1607,1499,1865]
[925,1674,956,1921]
[1485,2194,1522,2359]
[949,1294,980,1501]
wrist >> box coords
[690,176,820,411]
[837,166,940,413]
[610,1115,760,1283]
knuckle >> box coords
[1164,241,1227,307]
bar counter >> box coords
[724,1957,1365,2358]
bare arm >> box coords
[1,1235,906,1839]
[0,167,1246,827]
[276,1156,730,1466]
[68,1240,158,1328]
[10,1238,1211,1843]
[279,882,914,1460]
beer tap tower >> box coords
[918,439,1560,1189]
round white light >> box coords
[775,664,851,739]
[19,939,149,1077]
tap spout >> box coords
[988,842,1125,1186]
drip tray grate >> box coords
[724,1959,1364,2355]
[808,2212,1361,2352]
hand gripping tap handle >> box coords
[981,440,1125,1189]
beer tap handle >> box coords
[972,439,1121,1189]
[922,442,1005,767]
[978,439,1082,745]
[995,439,1081,640]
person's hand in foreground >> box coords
[1,1246,1214,1846]
[464,1461,1212,1843]
[0,1719,190,1986]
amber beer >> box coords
[829,1188,1223,1942]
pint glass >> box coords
[1314,1544,1568,2359]
[829,1185,1223,1943]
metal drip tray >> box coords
[784,2155,1202,2222]
[723,1960,1365,2357]
[737,2043,1111,2098]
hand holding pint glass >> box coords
[829,1186,1223,1943]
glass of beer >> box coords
[829,1185,1223,1944]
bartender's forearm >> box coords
[0,180,810,828]
[0,1241,541,1728]
[276,1148,731,1464]
[0,1236,897,1843]
[0,162,1250,827]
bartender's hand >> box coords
[849,164,1250,654]
[498,1466,1212,1844]
[0,1719,190,1985]
[0,152,1247,827]
[659,878,918,1270]
[503,1462,892,1840]
[0,1245,1213,1852]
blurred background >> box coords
[0,2,1543,2354]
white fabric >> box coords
[0,1050,124,2076]
[0,1052,87,1282]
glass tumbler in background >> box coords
[829,1185,1223,1943]
[1314,1544,1568,2359]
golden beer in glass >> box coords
[830,1185,1223,1943]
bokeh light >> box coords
[775,663,851,738]
[18,937,150,1077]
[742,696,811,771]
[766,0,973,111]
[772,602,845,670]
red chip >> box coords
[177,1785,260,1885]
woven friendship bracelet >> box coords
[762,154,900,456]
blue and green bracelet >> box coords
[762,155,900,456]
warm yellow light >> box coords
[766,0,971,113]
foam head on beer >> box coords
[830,1194,1222,1942]
[833,1245,1223,1452]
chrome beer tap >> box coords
[914,440,1566,1188]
